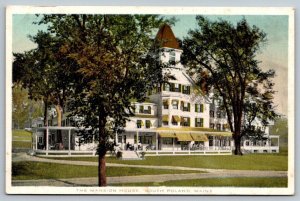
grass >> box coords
[12,130,32,139]
[12,141,32,149]
[112,177,288,187]
[49,153,288,171]
[12,161,202,180]
[12,130,32,149]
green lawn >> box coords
[112,177,288,187]
[12,130,32,149]
[49,153,288,171]
[12,141,32,149]
[12,130,32,139]
[12,161,202,180]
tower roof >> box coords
[155,24,180,49]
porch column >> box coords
[115,131,118,144]
[156,132,158,155]
[46,127,49,155]
[136,131,139,150]
[68,129,71,155]
[35,133,38,150]
[172,137,175,155]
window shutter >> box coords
[179,84,181,92]
[195,104,198,112]
[200,104,204,112]
[188,103,190,111]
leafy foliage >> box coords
[182,16,278,154]
[34,14,170,186]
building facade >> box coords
[32,24,279,156]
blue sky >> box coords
[12,14,289,116]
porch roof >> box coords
[205,133,232,137]
[34,126,77,131]
[191,133,208,142]
[175,133,193,141]
[159,133,176,138]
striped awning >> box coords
[162,115,169,122]
[172,115,181,122]
[191,133,208,142]
[159,133,176,138]
[175,133,193,141]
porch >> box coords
[118,128,233,155]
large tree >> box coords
[13,30,76,143]
[37,14,170,186]
[182,16,278,155]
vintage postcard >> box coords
[6,6,294,195]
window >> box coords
[145,120,151,128]
[169,50,175,65]
[162,138,174,145]
[222,124,226,131]
[170,83,181,92]
[163,100,169,109]
[139,106,144,114]
[172,100,178,109]
[162,121,169,126]
[182,85,190,94]
[216,124,221,131]
[210,110,214,118]
[163,83,170,91]
[174,83,181,92]
[137,120,142,128]
[217,110,221,118]
[118,135,122,144]
[195,118,204,127]
[172,121,178,126]
[182,102,190,112]
[210,123,215,129]
[195,104,204,113]
[144,106,151,114]
[38,137,43,144]
[157,83,161,92]
[181,117,190,127]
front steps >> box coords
[121,151,143,160]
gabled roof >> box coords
[155,24,180,49]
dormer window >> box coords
[169,50,175,65]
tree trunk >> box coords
[98,153,107,186]
[234,134,243,155]
[98,114,107,187]
[55,105,63,143]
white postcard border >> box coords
[5,6,295,195]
